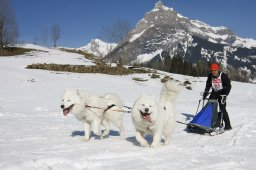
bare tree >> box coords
[51,24,61,47]
[0,0,19,51]
[100,18,131,43]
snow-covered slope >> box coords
[79,39,117,58]
[13,43,95,66]
[0,44,256,170]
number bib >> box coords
[212,72,223,91]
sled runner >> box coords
[186,99,225,136]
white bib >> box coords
[212,72,223,91]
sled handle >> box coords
[195,91,212,115]
[195,97,209,115]
[195,99,202,115]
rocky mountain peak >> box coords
[130,1,179,39]
[148,1,177,23]
[154,1,174,12]
[154,1,164,10]
[105,1,256,82]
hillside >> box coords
[0,44,255,170]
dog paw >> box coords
[81,137,89,142]
[100,134,109,139]
[140,142,150,147]
[93,131,102,136]
[150,143,159,147]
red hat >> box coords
[210,63,219,71]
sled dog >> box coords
[131,80,179,147]
[61,90,124,141]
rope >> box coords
[123,105,132,110]
[85,104,131,113]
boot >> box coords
[224,125,232,131]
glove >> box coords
[221,95,227,104]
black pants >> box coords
[209,92,232,128]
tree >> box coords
[100,18,131,43]
[0,0,19,51]
[51,24,60,47]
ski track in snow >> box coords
[0,46,256,170]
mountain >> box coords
[78,39,117,58]
[105,1,256,82]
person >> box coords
[203,63,232,130]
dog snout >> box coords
[60,105,64,109]
[145,108,149,113]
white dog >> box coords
[101,93,125,139]
[61,90,124,141]
[131,80,179,147]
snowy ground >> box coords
[0,44,256,170]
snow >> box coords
[129,30,146,42]
[189,24,230,44]
[233,36,256,48]
[177,13,187,19]
[1,44,256,170]
[191,20,212,29]
[191,20,228,34]
[13,44,94,66]
[78,39,117,57]
[190,20,256,48]
[132,49,163,64]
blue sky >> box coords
[11,0,256,48]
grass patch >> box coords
[183,80,191,86]
[59,48,94,60]
[132,77,148,82]
[185,86,192,90]
[161,76,173,83]
[26,48,152,75]
[26,63,151,75]
[150,73,160,79]
[59,48,105,65]
[0,46,34,56]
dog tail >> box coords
[160,80,179,103]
